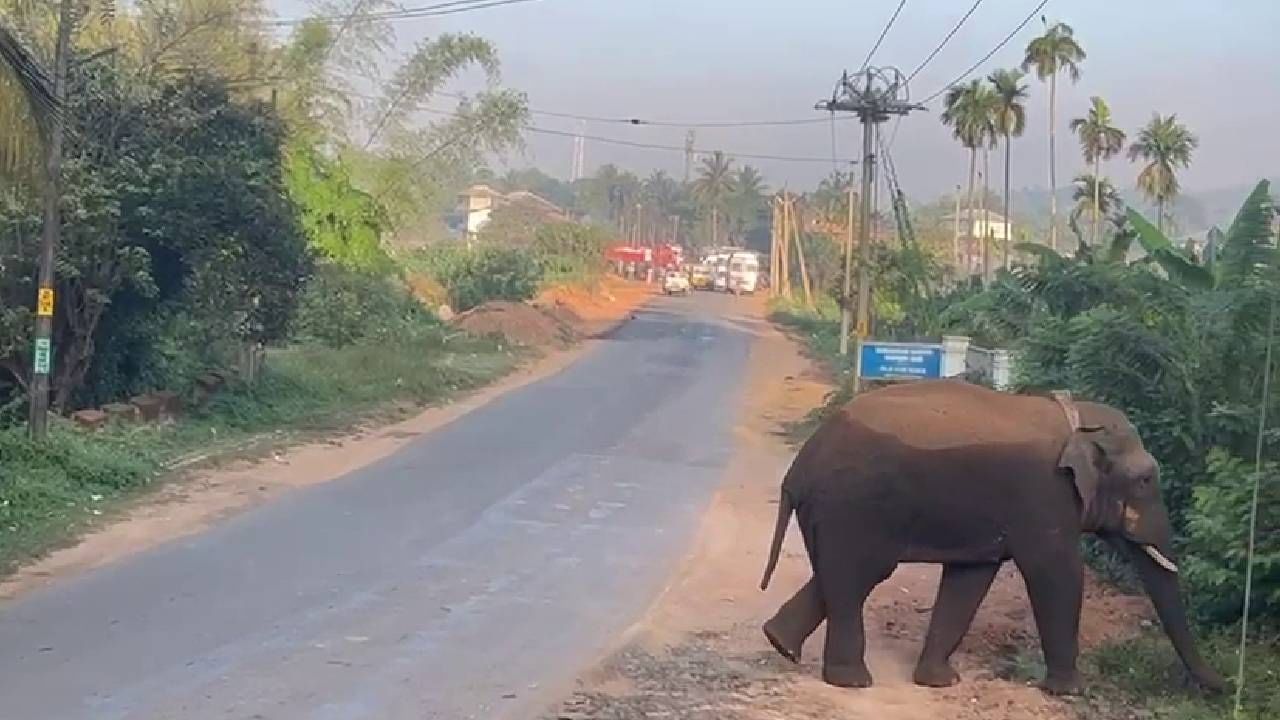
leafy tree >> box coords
[692,151,735,247]
[1069,96,1125,246]
[988,68,1027,269]
[1,63,311,410]
[1022,20,1085,251]
[285,139,391,272]
[1128,113,1198,233]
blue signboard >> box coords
[859,341,943,379]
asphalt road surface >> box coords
[0,292,760,720]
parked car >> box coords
[663,269,691,295]
[689,263,714,290]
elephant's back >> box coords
[837,380,1064,451]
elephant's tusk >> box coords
[1143,545,1179,573]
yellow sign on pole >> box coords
[37,288,54,317]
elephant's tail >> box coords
[760,489,793,590]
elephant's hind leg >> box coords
[763,576,824,663]
[914,562,1001,687]
[815,530,899,688]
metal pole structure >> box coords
[29,0,74,439]
[839,184,855,356]
[855,119,876,340]
[818,67,921,355]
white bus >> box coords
[727,251,760,294]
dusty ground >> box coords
[544,296,1153,720]
[0,278,656,602]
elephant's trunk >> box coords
[1110,537,1227,693]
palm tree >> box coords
[1069,97,1126,246]
[988,69,1027,271]
[0,21,58,180]
[1128,113,1198,234]
[728,164,767,244]
[692,150,735,247]
[1022,20,1085,251]
[941,79,996,275]
[1069,173,1120,244]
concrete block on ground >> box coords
[71,409,108,431]
[101,403,139,423]
[152,390,182,418]
[130,395,165,422]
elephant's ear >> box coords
[1057,427,1106,521]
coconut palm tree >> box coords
[1128,113,1198,234]
[1022,20,1085,251]
[940,79,996,275]
[0,20,58,180]
[1069,96,1126,246]
[692,150,735,247]
[728,164,767,244]
[1069,173,1120,244]
[988,68,1027,271]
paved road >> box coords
[0,293,760,720]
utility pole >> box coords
[839,183,856,355]
[683,130,696,183]
[29,0,74,438]
[818,67,921,355]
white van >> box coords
[727,251,760,294]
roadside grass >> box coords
[766,297,854,444]
[1080,629,1279,720]
[0,330,519,575]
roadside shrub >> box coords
[294,264,439,348]
[412,244,541,311]
[531,222,608,283]
[1183,449,1280,624]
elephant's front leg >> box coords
[763,576,825,662]
[1017,551,1084,694]
[914,562,1001,687]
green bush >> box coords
[411,244,542,311]
[531,222,608,284]
[1183,449,1280,624]
[294,264,440,348]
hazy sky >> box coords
[272,0,1280,200]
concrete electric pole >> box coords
[818,67,922,356]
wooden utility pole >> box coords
[769,200,780,297]
[29,0,74,438]
[778,196,791,299]
[788,194,813,307]
[818,67,921,355]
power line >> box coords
[905,0,984,83]
[859,0,908,72]
[266,0,543,27]
[523,125,859,164]
[919,0,1050,105]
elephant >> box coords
[757,379,1226,695]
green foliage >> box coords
[294,264,439,348]
[531,222,609,283]
[0,63,312,412]
[1184,450,1280,623]
[285,140,392,273]
[412,244,541,312]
